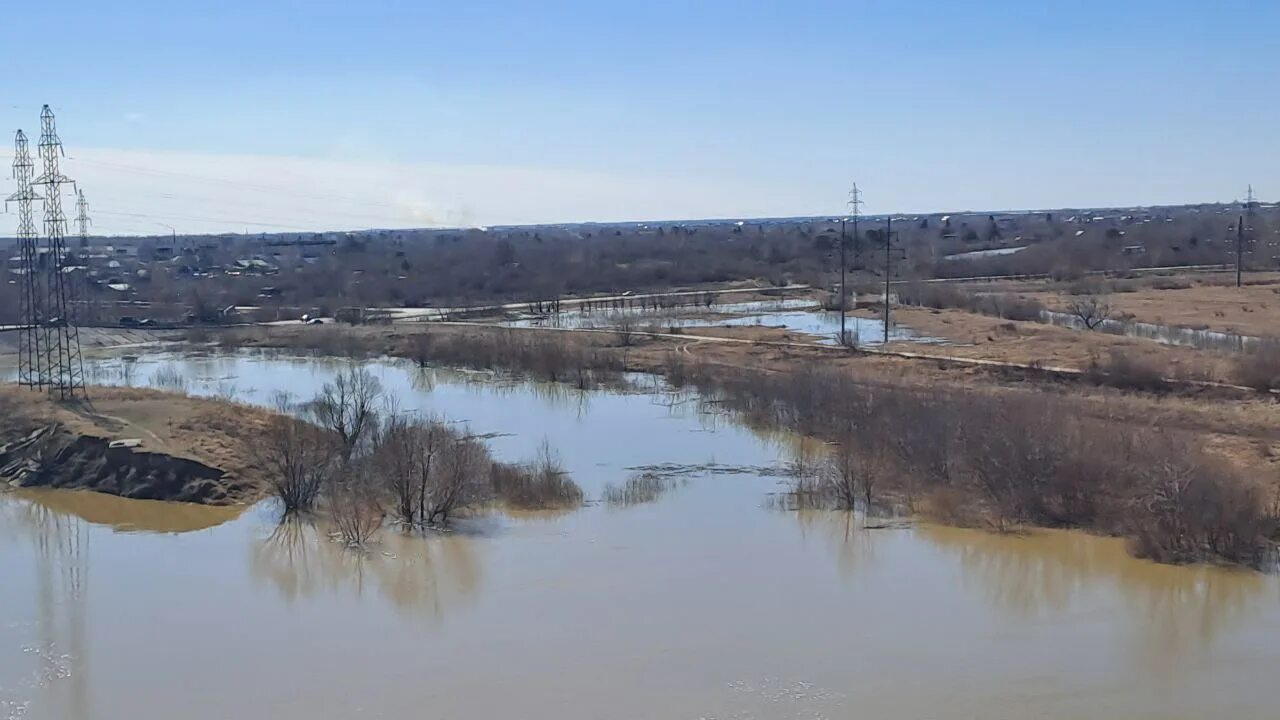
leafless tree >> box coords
[259,414,338,514]
[410,331,434,368]
[308,367,383,461]
[609,311,639,347]
[371,413,448,525]
[1066,295,1112,330]
[823,439,886,511]
[424,436,490,524]
[328,478,384,547]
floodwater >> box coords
[4,352,1280,719]
[506,298,940,345]
[1040,310,1258,352]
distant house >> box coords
[229,257,279,276]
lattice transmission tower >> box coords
[31,105,85,399]
[6,129,46,388]
[74,189,92,323]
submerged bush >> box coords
[678,361,1276,566]
[492,441,583,510]
[1234,339,1280,392]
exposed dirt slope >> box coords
[0,385,276,505]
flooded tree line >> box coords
[258,367,582,546]
[225,323,1277,566]
[667,360,1277,567]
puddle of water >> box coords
[3,351,1280,719]
[1041,310,1258,352]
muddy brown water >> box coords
[3,351,1280,720]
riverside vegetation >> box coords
[258,366,582,546]
[217,321,1280,567]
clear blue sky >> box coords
[3,0,1277,233]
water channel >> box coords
[2,351,1279,719]
[1040,310,1259,352]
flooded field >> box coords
[506,299,941,345]
[3,352,1280,719]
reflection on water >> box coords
[7,488,243,534]
[4,351,1280,719]
[0,496,90,720]
[918,524,1270,664]
[249,518,484,621]
[504,299,942,345]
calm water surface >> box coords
[505,299,940,345]
[2,351,1279,719]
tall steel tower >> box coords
[6,129,46,388]
[31,105,85,399]
[73,188,91,323]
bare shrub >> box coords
[410,332,434,368]
[492,440,583,510]
[822,439,889,511]
[1085,348,1170,392]
[149,363,188,391]
[1126,458,1274,565]
[1234,339,1280,392]
[259,414,338,514]
[674,361,1276,565]
[663,351,688,387]
[1066,295,1112,330]
[981,294,1045,322]
[897,283,1045,322]
[406,328,624,387]
[1150,277,1192,291]
[422,434,492,524]
[610,311,639,346]
[308,367,383,461]
[370,413,443,525]
[327,479,384,548]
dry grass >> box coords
[1029,276,1280,337]
[491,440,583,510]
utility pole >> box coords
[1237,214,1244,288]
[74,189,91,323]
[839,217,846,342]
[883,215,892,344]
[7,129,44,388]
[841,183,863,346]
